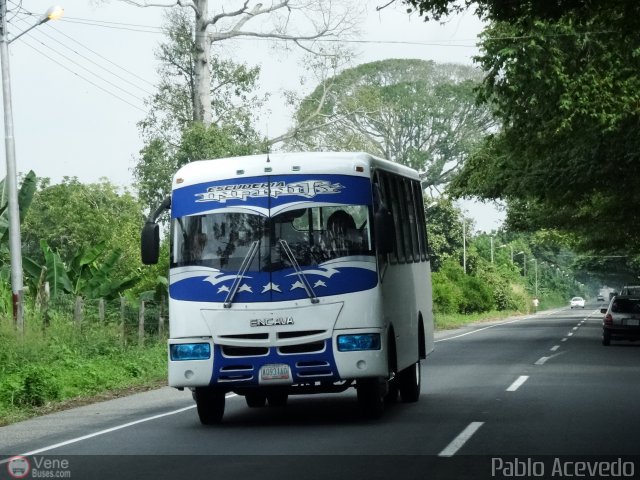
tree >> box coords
[405,0,640,252]
[21,178,145,284]
[138,8,265,146]
[286,59,495,194]
[132,8,274,212]
[425,197,463,271]
[134,122,266,212]
[109,0,361,125]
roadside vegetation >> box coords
[1,1,618,425]
[0,300,166,426]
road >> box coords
[2,304,640,479]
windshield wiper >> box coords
[279,240,319,304]
[223,240,259,309]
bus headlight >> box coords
[170,343,211,361]
[337,334,381,352]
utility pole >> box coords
[462,218,466,274]
[0,2,62,332]
[0,0,24,332]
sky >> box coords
[2,0,503,232]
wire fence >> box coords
[38,294,168,346]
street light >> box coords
[498,243,513,263]
[514,250,526,277]
[462,217,466,274]
[0,2,63,332]
[529,258,538,297]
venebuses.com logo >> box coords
[6,455,71,478]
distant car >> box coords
[601,295,640,345]
[597,294,605,302]
[570,296,585,309]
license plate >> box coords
[259,364,292,382]
[627,319,640,326]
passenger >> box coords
[326,210,360,254]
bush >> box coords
[432,259,495,314]
[17,366,60,407]
[432,272,462,314]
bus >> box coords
[141,151,434,424]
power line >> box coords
[25,21,157,96]
[48,23,158,90]
[20,28,147,104]
[19,37,147,114]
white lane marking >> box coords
[567,332,574,336]
[572,326,578,330]
[506,375,529,392]
[550,345,560,352]
[534,351,565,366]
[0,393,238,462]
[435,318,523,343]
[561,338,568,342]
[438,422,484,457]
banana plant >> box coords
[24,240,140,300]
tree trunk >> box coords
[193,0,212,125]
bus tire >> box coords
[267,392,288,407]
[357,378,385,419]
[398,360,421,403]
[245,393,267,408]
[195,387,225,425]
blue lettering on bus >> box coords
[171,174,372,218]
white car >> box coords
[570,296,585,309]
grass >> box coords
[0,314,167,426]
[434,299,569,330]
[434,309,527,330]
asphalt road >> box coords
[2,304,640,480]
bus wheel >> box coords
[245,393,267,408]
[194,387,225,425]
[357,378,385,419]
[398,360,421,403]
[267,392,288,407]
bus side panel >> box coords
[381,263,418,373]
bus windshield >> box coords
[171,205,373,271]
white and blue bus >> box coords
[141,152,434,424]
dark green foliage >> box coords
[17,366,60,407]
[432,259,496,314]
[407,0,640,255]
[425,198,463,271]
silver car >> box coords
[601,296,640,346]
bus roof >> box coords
[172,152,420,189]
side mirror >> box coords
[374,207,394,255]
[141,222,160,265]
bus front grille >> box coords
[278,341,325,355]
[222,345,269,357]
[277,330,325,339]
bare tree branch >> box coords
[120,0,198,14]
